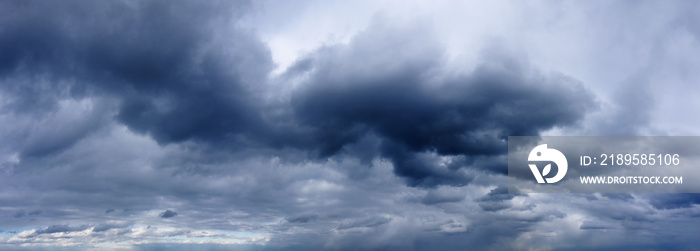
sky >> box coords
[0,0,699,250]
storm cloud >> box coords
[0,0,271,151]
[0,0,595,187]
[287,25,595,185]
[1,0,699,250]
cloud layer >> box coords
[0,0,699,250]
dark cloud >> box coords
[646,194,700,210]
[478,186,520,202]
[12,210,41,218]
[13,211,25,218]
[92,222,130,232]
[0,0,595,189]
[286,212,319,223]
[0,0,271,153]
[34,224,91,235]
[159,210,178,218]
[287,21,596,186]
[1,1,697,250]
[477,186,526,212]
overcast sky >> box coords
[0,0,699,250]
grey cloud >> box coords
[93,222,130,232]
[420,189,466,205]
[13,211,25,218]
[34,224,91,235]
[286,212,319,223]
[579,221,615,230]
[159,210,178,218]
[477,186,526,212]
[19,99,111,158]
[0,0,271,151]
[585,69,656,136]
[601,193,634,202]
[0,1,699,250]
[0,0,596,190]
[478,202,511,213]
[337,215,391,230]
[287,19,596,187]
[478,186,520,202]
[12,210,41,218]
[646,194,700,210]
